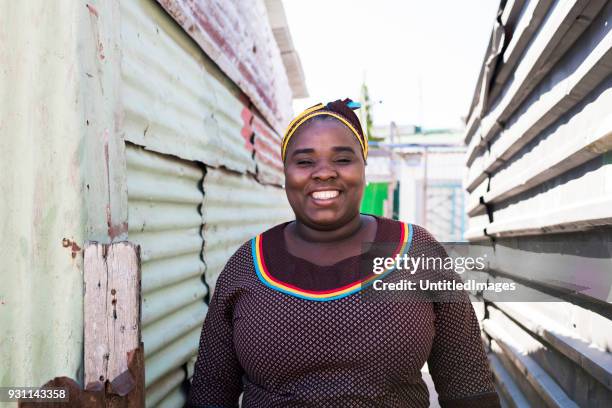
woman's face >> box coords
[284,119,366,230]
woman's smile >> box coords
[310,190,340,200]
[308,189,342,207]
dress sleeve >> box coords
[412,226,500,407]
[428,299,500,407]
[186,248,245,408]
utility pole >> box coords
[421,147,428,227]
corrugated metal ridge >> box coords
[157,386,189,406]
[487,0,554,109]
[484,316,580,407]
[466,15,612,182]
[466,178,488,217]
[143,301,207,358]
[485,88,612,205]
[486,196,612,237]
[155,0,293,134]
[484,154,611,238]
[141,276,207,326]
[145,368,186,406]
[467,80,612,216]
[474,0,608,152]
[469,238,612,308]
[464,0,505,142]
[494,302,612,391]
[252,114,284,186]
[465,19,505,147]
[465,154,487,194]
[488,353,531,407]
[202,167,293,289]
[145,326,201,387]
[464,213,491,241]
[488,340,551,406]
[499,0,527,28]
[482,300,611,406]
[125,144,207,405]
[122,0,255,174]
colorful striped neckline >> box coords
[252,222,413,302]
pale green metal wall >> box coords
[0,0,127,390]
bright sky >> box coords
[283,0,500,130]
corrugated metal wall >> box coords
[121,0,292,405]
[1,0,128,390]
[155,0,293,133]
[126,144,206,406]
[202,168,293,291]
[0,0,291,399]
[122,0,255,175]
[0,1,87,386]
[464,0,612,406]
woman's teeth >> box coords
[312,190,339,200]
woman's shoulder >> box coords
[258,220,291,238]
[372,217,444,253]
[369,215,422,240]
[216,221,291,279]
[368,215,406,232]
[406,222,440,243]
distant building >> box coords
[364,125,467,242]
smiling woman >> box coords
[187,99,501,407]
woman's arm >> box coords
[427,299,500,407]
[412,225,500,407]
[187,251,245,408]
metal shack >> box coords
[0,0,305,405]
[463,0,612,406]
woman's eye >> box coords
[297,160,313,166]
[335,158,352,163]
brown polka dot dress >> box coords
[187,216,500,407]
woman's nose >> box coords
[312,162,338,180]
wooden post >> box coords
[83,242,144,407]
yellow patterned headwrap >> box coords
[281,100,368,162]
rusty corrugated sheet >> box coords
[122,0,255,174]
[155,0,293,133]
[463,1,612,406]
[252,113,285,186]
[126,144,206,406]
[202,167,293,290]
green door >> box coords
[360,182,389,216]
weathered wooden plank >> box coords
[83,242,143,405]
[84,244,111,386]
